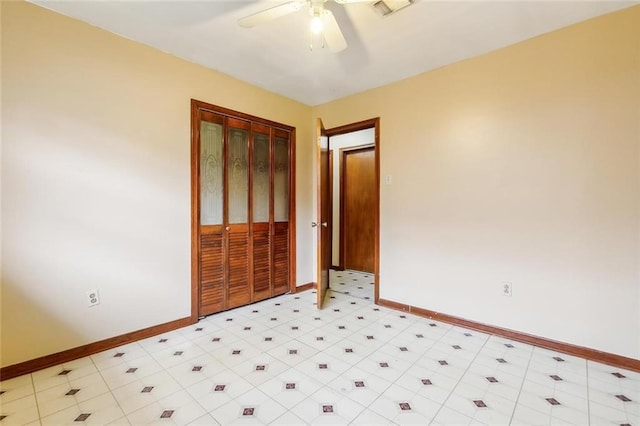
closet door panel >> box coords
[200,231,224,315]
[227,227,250,308]
[273,222,289,295]
[252,223,271,301]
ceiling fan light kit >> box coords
[238,0,414,53]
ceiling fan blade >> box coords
[238,1,304,28]
[320,9,347,53]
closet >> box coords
[191,100,295,317]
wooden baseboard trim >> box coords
[330,266,344,271]
[377,299,640,372]
[0,317,193,381]
[294,282,315,293]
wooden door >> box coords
[198,111,226,316]
[343,147,375,273]
[192,100,295,319]
[225,118,252,309]
[316,118,330,309]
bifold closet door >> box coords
[226,118,251,309]
[252,124,271,301]
[273,131,290,295]
[199,111,225,316]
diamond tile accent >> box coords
[159,339,168,343]
[496,358,507,363]
[226,318,233,322]
[553,357,564,362]
[615,395,632,402]
[474,400,488,408]
[58,370,72,376]
[486,377,498,383]
[270,318,277,321]
[338,326,346,330]
[113,352,125,358]
[243,407,255,416]
[195,327,203,331]
[214,385,225,392]
[429,323,437,327]
[354,381,365,388]
[399,402,411,411]
[212,337,221,342]
[345,348,353,353]
[452,345,461,350]
[126,368,137,373]
[289,349,298,355]
[192,366,203,372]
[264,337,273,342]
[357,316,364,320]
[256,365,266,371]
[439,360,448,365]
[322,405,334,413]
[318,364,328,369]
[74,413,91,422]
[422,379,433,385]
[546,398,561,405]
[316,337,324,341]
[244,327,252,331]
[160,410,174,418]
[416,334,424,338]
[285,383,296,390]
[550,375,563,381]
[141,386,154,393]
[232,350,241,355]
[505,343,515,348]
[379,362,389,368]
[384,324,391,328]
[366,336,374,340]
[612,372,626,379]
[65,389,81,396]
[291,326,299,330]
[173,351,183,356]
[464,333,472,337]
[399,347,408,352]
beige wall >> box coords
[0,1,314,367]
[2,1,638,368]
[314,6,640,359]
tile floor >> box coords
[1,289,638,425]
[330,270,374,301]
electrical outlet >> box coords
[502,282,512,297]
[86,289,100,307]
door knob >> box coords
[321,222,328,227]
[311,222,318,227]
[225,226,230,231]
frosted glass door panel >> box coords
[200,121,223,225]
[228,128,249,224]
[274,137,289,222]
[253,133,270,223]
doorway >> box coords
[321,120,379,304]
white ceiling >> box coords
[31,0,636,106]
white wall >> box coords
[329,129,375,266]
[315,6,640,359]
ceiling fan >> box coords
[238,0,374,53]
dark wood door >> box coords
[316,118,330,309]
[192,100,295,318]
[343,147,375,273]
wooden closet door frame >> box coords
[190,99,297,321]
